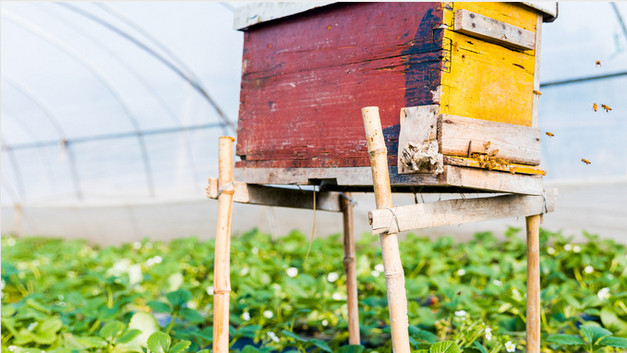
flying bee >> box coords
[601,104,612,112]
[595,60,601,67]
[581,158,591,165]
[546,132,554,137]
[593,103,598,112]
[533,89,542,96]
[489,148,499,157]
[484,141,491,150]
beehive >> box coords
[233,2,556,194]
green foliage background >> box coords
[1,228,626,352]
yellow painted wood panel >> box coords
[439,2,539,127]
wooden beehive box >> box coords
[234,2,556,195]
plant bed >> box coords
[1,229,626,353]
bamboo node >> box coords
[217,181,235,197]
[384,271,405,279]
[213,288,231,294]
[367,148,388,156]
[343,256,356,264]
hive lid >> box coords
[234,2,558,30]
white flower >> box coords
[252,247,259,255]
[8,346,17,352]
[267,331,279,342]
[129,264,142,285]
[454,310,467,317]
[206,286,214,295]
[187,300,198,310]
[485,327,492,341]
[146,256,163,266]
[505,341,516,352]
[133,241,142,250]
[240,267,250,276]
[512,289,521,298]
[107,259,131,277]
[608,274,614,280]
[27,322,38,331]
[322,319,328,326]
[371,270,380,277]
[286,267,298,278]
[564,244,572,251]
[374,264,385,272]
[598,287,611,300]
[573,245,581,253]
[0,279,5,290]
[457,269,466,276]
[584,265,594,274]
[327,272,339,282]
[547,247,555,255]
[332,292,343,301]
[242,312,251,321]
[492,280,502,286]
[263,310,273,319]
[6,238,16,246]
[68,271,77,278]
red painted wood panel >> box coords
[236,2,445,168]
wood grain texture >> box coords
[443,156,546,176]
[237,2,445,168]
[526,214,542,353]
[454,9,535,50]
[234,165,543,195]
[369,188,557,234]
[397,105,442,174]
[341,193,360,345]
[213,137,235,353]
[441,2,537,126]
[362,107,411,353]
[206,178,342,212]
[439,114,541,165]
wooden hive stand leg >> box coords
[213,136,236,353]
[341,192,361,345]
[526,214,541,353]
[362,107,411,353]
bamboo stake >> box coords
[341,192,360,345]
[213,136,235,353]
[526,214,541,353]
[362,107,411,353]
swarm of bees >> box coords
[470,143,509,171]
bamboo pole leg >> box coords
[213,136,236,353]
[362,107,411,353]
[341,193,361,345]
[526,214,541,353]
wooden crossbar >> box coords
[206,178,342,212]
[369,188,557,234]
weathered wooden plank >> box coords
[453,9,535,50]
[237,2,445,168]
[368,188,557,234]
[234,2,335,30]
[441,2,537,127]
[234,165,543,195]
[438,114,541,165]
[443,156,546,176]
[397,105,443,174]
[206,178,342,212]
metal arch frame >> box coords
[57,3,237,133]
[38,4,202,188]
[3,11,156,197]
[2,75,83,200]
[1,136,27,201]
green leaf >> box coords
[601,307,627,334]
[165,289,192,308]
[147,300,172,313]
[281,330,307,342]
[100,320,125,341]
[472,341,488,353]
[67,335,108,349]
[580,325,612,345]
[547,334,586,346]
[241,345,261,353]
[128,311,159,347]
[116,329,143,344]
[169,340,191,353]
[179,308,204,323]
[430,341,462,353]
[336,345,365,353]
[147,331,171,353]
[599,336,627,349]
[309,339,333,353]
[408,325,438,344]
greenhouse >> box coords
[1,2,626,353]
